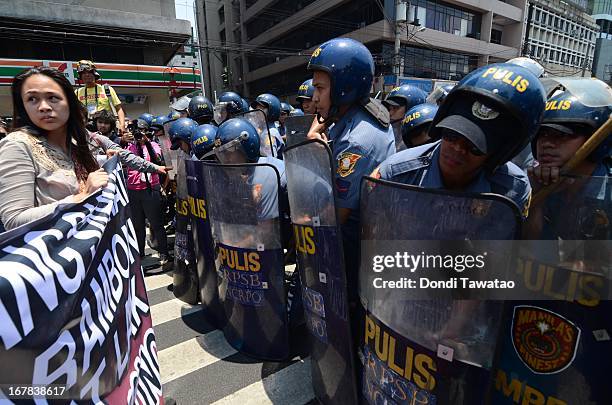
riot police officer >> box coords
[306,37,395,310]
[279,102,293,138]
[376,62,547,217]
[525,86,612,239]
[191,124,217,160]
[307,37,395,227]
[252,93,285,157]
[297,79,316,114]
[400,103,438,148]
[169,117,198,156]
[188,95,215,125]
[214,91,244,124]
[383,84,428,151]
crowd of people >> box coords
[0,40,609,272]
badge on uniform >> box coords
[336,152,362,178]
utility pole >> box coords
[394,0,408,86]
[193,0,207,97]
[522,1,535,56]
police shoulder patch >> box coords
[336,152,362,177]
[511,305,580,374]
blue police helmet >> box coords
[297,79,314,100]
[290,108,305,117]
[167,110,181,121]
[532,91,612,161]
[401,103,439,144]
[240,98,250,112]
[430,62,547,172]
[150,115,170,131]
[384,85,428,110]
[307,38,374,108]
[188,96,214,120]
[192,124,218,156]
[138,113,154,126]
[218,91,244,115]
[253,93,281,122]
[507,57,545,78]
[169,117,198,144]
[280,102,293,114]
[216,118,260,162]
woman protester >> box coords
[0,66,108,231]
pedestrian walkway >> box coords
[143,267,315,404]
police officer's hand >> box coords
[157,166,173,175]
[527,163,561,191]
[307,117,328,141]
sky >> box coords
[175,0,197,39]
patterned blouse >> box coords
[0,129,87,230]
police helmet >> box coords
[240,98,251,113]
[290,108,305,117]
[427,83,456,105]
[401,103,439,145]
[533,90,612,161]
[297,79,315,100]
[280,102,293,114]
[169,117,198,149]
[508,57,545,78]
[384,85,428,110]
[218,92,244,115]
[429,62,547,172]
[253,93,281,122]
[188,96,214,121]
[192,124,218,157]
[216,118,260,162]
[307,38,374,110]
[138,113,155,127]
[167,110,182,121]
[151,115,170,131]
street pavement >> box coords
[141,255,316,405]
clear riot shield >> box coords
[284,114,316,148]
[234,109,276,158]
[284,138,358,404]
[359,177,521,404]
[157,134,177,180]
[492,175,612,405]
[172,153,199,304]
[185,159,224,328]
[201,161,289,360]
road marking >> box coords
[150,298,201,327]
[144,272,173,292]
[211,359,314,405]
[158,330,237,384]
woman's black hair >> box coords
[11,66,99,177]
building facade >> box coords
[523,0,598,76]
[196,0,528,101]
[591,0,612,83]
[0,0,195,116]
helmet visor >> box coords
[214,103,231,125]
[426,86,448,104]
[202,133,249,163]
[543,77,612,107]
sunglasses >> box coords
[441,130,486,156]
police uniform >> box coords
[330,105,395,213]
[377,141,532,216]
[249,156,287,221]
